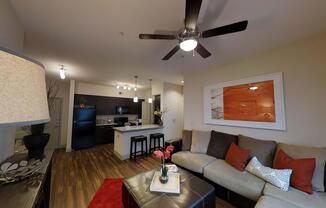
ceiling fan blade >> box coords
[139,34,176,40]
[185,0,202,30]
[162,45,180,60]
[195,43,211,58]
[201,20,248,38]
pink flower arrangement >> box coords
[153,145,174,160]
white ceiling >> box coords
[10,0,326,88]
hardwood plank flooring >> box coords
[50,144,234,208]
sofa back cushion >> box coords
[275,143,326,192]
[190,130,211,154]
[238,135,277,167]
[206,130,238,159]
[181,130,192,151]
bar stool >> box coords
[149,133,164,153]
[130,135,148,161]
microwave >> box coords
[116,106,129,115]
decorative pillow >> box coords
[246,157,292,191]
[206,130,238,159]
[181,130,192,151]
[190,130,211,154]
[276,143,326,192]
[274,149,316,194]
[226,143,251,171]
[238,135,277,167]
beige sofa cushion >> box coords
[276,143,326,192]
[190,130,211,154]
[255,196,299,208]
[263,183,326,208]
[171,151,216,173]
[203,159,265,201]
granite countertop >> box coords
[113,124,162,132]
[96,123,117,127]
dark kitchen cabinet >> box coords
[96,125,114,144]
[74,94,143,116]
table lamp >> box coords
[0,46,49,161]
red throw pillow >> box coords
[226,143,251,171]
[273,149,315,194]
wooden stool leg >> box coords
[149,135,152,153]
[162,135,165,148]
[134,141,137,161]
[145,139,148,156]
[141,140,144,156]
[130,140,133,160]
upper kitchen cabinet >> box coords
[74,94,143,116]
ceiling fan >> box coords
[139,0,248,60]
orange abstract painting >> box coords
[223,80,276,122]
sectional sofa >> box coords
[171,130,326,208]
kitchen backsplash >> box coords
[96,114,139,124]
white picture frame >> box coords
[203,72,286,130]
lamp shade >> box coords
[0,47,50,127]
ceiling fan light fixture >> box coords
[180,39,198,52]
[59,65,66,79]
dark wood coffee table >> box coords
[122,168,215,208]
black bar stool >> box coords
[149,133,164,153]
[130,135,148,161]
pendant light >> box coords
[148,79,153,103]
[133,76,138,103]
[59,65,66,79]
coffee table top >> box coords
[123,168,215,208]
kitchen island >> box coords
[113,124,163,160]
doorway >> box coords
[153,94,161,125]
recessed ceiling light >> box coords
[134,87,137,91]
[123,86,127,90]
[249,86,258,91]
[181,80,184,84]
[127,86,131,91]
[116,85,120,89]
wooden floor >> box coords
[50,144,234,208]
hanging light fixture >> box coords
[148,79,153,103]
[133,76,138,103]
[59,65,66,79]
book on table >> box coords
[149,171,180,194]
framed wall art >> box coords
[203,72,286,130]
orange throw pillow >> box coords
[273,149,315,194]
[226,143,251,171]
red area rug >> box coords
[88,178,123,208]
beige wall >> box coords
[0,0,24,51]
[75,82,148,99]
[0,0,25,162]
[184,32,326,147]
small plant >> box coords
[153,145,174,183]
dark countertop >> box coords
[0,150,53,208]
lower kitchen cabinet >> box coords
[95,125,114,144]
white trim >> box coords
[203,72,286,130]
